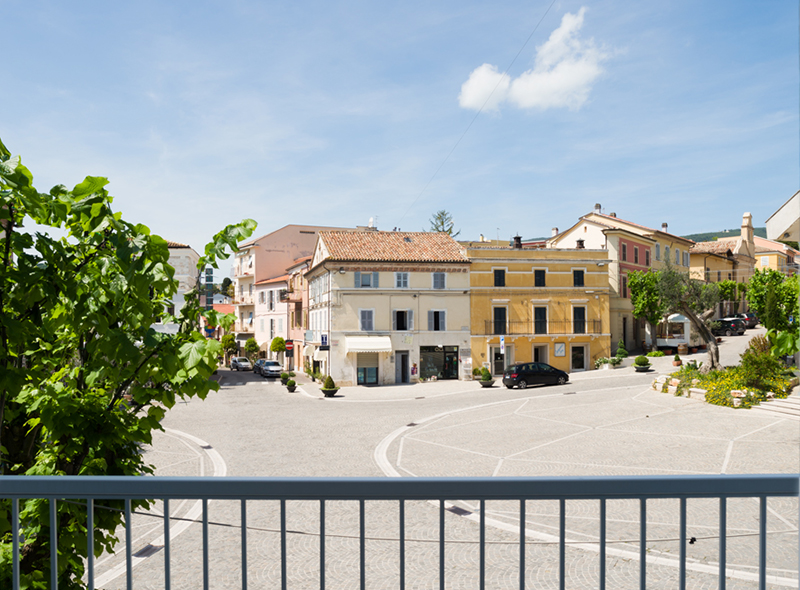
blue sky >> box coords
[3,1,797,278]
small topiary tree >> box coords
[480,367,492,381]
[615,340,628,358]
[323,375,336,389]
[634,355,650,366]
[244,337,259,359]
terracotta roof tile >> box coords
[590,213,694,243]
[167,241,191,248]
[256,274,290,285]
[690,241,734,256]
[319,231,469,263]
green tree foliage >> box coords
[428,210,460,237]
[717,280,737,302]
[221,333,238,358]
[270,336,286,353]
[627,270,665,346]
[746,269,798,330]
[0,137,256,588]
[657,262,721,371]
[220,277,232,295]
[244,337,260,358]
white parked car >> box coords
[231,357,252,371]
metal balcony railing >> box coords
[483,320,603,336]
[3,474,797,590]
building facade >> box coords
[549,204,695,350]
[254,275,289,360]
[466,239,611,375]
[305,231,471,387]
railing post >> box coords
[599,499,606,590]
[519,499,526,590]
[87,499,94,590]
[125,499,132,590]
[719,496,726,590]
[360,499,366,590]
[50,498,58,590]
[679,497,686,590]
[319,500,325,590]
[759,496,766,590]
[639,498,646,590]
[439,499,445,590]
[164,498,171,590]
[559,498,566,590]
[399,500,404,590]
[12,498,20,590]
[480,499,485,590]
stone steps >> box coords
[751,395,800,421]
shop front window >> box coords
[420,346,458,380]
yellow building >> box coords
[548,204,694,350]
[465,239,611,375]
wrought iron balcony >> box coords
[482,320,603,336]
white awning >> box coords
[667,313,688,322]
[345,336,393,353]
[303,345,314,356]
[313,349,328,361]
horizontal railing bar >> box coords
[1,475,796,500]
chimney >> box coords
[594,203,601,213]
[513,235,522,249]
[551,227,559,237]
[576,239,585,249]
[479,234,484,242]
[609,212,616,218]
[661,222,668,233]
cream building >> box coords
[548,204,694,350]
[305,230,471,387]
[153,241,200,334]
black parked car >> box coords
[733,312,759,328]
[712,319,745,337]
[253,359,266,374]
[502,362,568,389]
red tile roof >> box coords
[212,304,235,314]
[319,231,469,263]
[167,240,191,248]
[689,241,734,256]
[588,213,694,243]
[256,274,290,285]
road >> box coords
[95,329,799,589]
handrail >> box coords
[3,474,797,500]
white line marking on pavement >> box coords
[373,390,800,587]
[93,428,227,588]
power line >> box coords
[398,0,559,227]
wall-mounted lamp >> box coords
[596,262,606,267]
[339,268,345,274]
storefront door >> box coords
[571,345,586,372]
[357,353,379,385]
[395,351,409,383]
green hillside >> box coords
[682,227,767,242]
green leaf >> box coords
[72,176,109,198]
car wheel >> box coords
[725,329,732,336]
[557,376,567,385]
[518,380,527,389]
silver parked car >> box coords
[231,357,252,371]
[260,360,282,378]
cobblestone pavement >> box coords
[95,329,799,589]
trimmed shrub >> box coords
[646,350,665,357]
[634,355,650,366]
[286,379,296,387]
[674,354,681,361]
[615,341,628,358]
[472,367,482,376]
[280,372,289,380]
[323,375,336,389]
[480,367,492,381]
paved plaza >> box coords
[94,330,799,589]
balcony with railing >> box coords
[3,474,797,589]
[483,320,603,336]
[234,320,254,334]
[234,295,255,306]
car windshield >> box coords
[265,361,280,367]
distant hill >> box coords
[682,227,767,242]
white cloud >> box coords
[458,64,510,111]
[459,7,607,112]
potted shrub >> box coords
[286,379,296,393]
[479,367,495,388]
[634,355,651,372]
[615,341,628,359]
[321,375,339,397]
[280,372,289,385]
[472,367,482,380]
[594,357,610,370]
[672,354,682,367]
